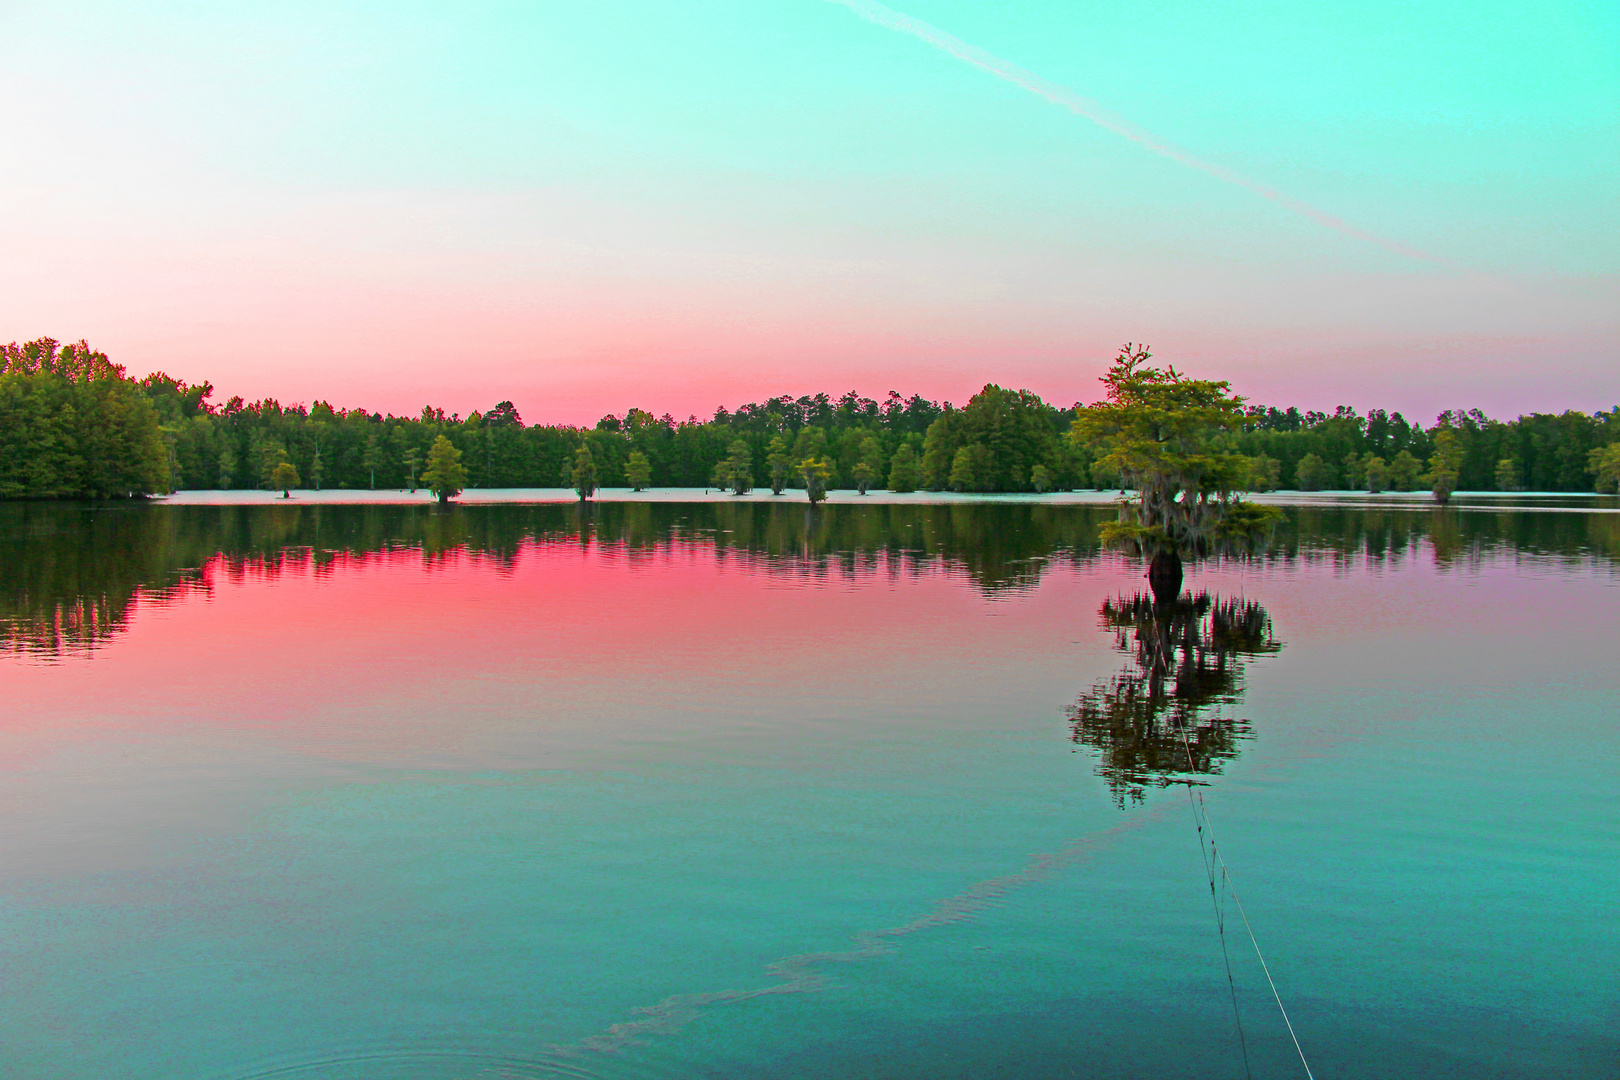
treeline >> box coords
[2,336,1617,499]
[1231,405,1620,494]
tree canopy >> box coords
[420,435,468,503]
[2,335,1616,503]
[1071,345,1278,578]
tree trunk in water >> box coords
[1148,551,1183,606]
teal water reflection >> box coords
[1,500,1615,1079]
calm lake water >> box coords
[3,498,1616,1079]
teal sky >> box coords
[2,0,1615,420]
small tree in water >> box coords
[1424,428,1463,504]
[570,443,598,501]
[1071,344,1278,603]
[724,440,753,495]
[420,435,468,504]
[624,450,651,492]
[766,437,792,495]
[270,460,300,498]
[799,457,833,504]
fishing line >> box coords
[1183,763,1253,1080]
[1173,706,1317,1079]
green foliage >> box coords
[799,457,833,504]
[0,339,170,499]
[1071,344,1277,560]
[402,447,421,491]
[1031,463,1053,493]
[569,442,598,501]
[887,442,919,493]
[1589,443,1620,494]
[625,450,652,491]
[851,460,876,494]
[917,385,1067,492]
[766,436,792,495]
[362,434,384,490]
[1389,450,1423,491]
[1364,455,1390,493]
[270,460,300,496]
[948,445,993,492]
[1424,428,1464,504]
[1294,452,1334,491]
[723,439,753,495]
[421,435,469,503]
[1494,457,1523,492]
[1246,453,1280,492]
[7,334,1616,504]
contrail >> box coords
[549,812,1161,1059]
[828,0,1448,266]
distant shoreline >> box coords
[137,488,1620,512]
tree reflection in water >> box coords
[1069,592,1280,807]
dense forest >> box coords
[2,336,1617,500]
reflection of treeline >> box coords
[8,501,1619,658]
[0,502,1111,655]
[1261,504,1620,567]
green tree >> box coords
[270,460,300,498]
[217,445,237,489]
[1070,344,1277,601]
[857,436,884,486]
[851,460,877,494]
[1294,452,1333,491]
[625,450,652,491]
[1246,453,1280,492]
[766,436,792,495]
[1494,457,1523,492]
[799,457,833,504]
[1364,455,1390,493]
[1589,443,1620,493]
[887,442,919,492]
[920,416,954,490]
[363,433,383,490]
[421,435,469,504]
[570,442,598,501]
[1031,463,1053,493]
[724,439,753,495]
[403,447,420,491]
[948,444,992,492]
[1389,449,1423,491]
[1424,428,1463,504]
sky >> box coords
[1,0,1615,424]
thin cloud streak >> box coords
[828,0,1449,266]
